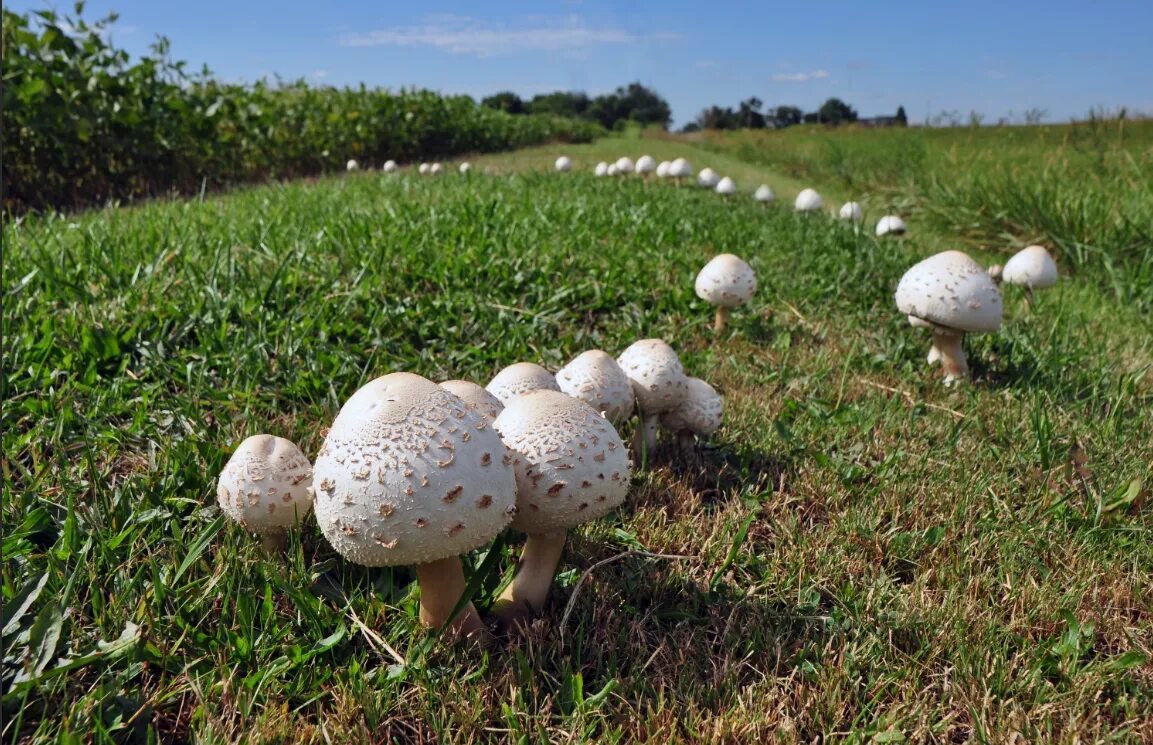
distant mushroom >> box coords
[753,185,775,203]
[594,162,609,177]
[555,350,636,424]
[555,156,573,173]
[382,160,399,173]
[876,215,907,237]
[660,377,723,454]
[418,163,431,175]
[459,162,471,174]
[347,159,359,172]
[607,164,619,176]
[439,380,504,423]
[429,163,443,175]
[795,188,824,212]
[656,161,671,178]
[698,168,719,188]
[839,202,863,222]
[715,176,737,196]
[895,251,1003,385]
[695,253,757,332]
[615,156,635,175]
[491,391,631,624]
[636,155,657,177]
[486,362,560,405]
[670,158,693,185]
[217,435,314,553]
[312,373,518,641]
[1001,245,1058,308]
[616,339,689,454]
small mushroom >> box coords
[555,350,636,424]
[876,215,907,237]
[382,160,399,173]
[1001,245,1058,308]
[697,168,719,188]
[312,373,518,642]
[839,202,863,222]
[616,339,689,455]
[346,159,359,172]
[217,435,314,553]
[987,264,1004,284]
[660,377,723,454]
[715,177,737,196]
[615,156,635,175]
[895,250,1003,385]
[794,188,824,212]
[695,254,757,332]
[486,362,560,405]
[555,156,573,173]
[753,185,775,203]
[656,161,672,178]
[439,380,504,423]
[491,391,631,625]
[429,163,443,175]
[607,164,619,176]
[459,162,471,174]
[418,163,431,175]
[636,155,657,176]
[594,162,609,177]
[670,158,693,185]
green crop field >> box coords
[3,130,1152,742]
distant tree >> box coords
[482,91,525,115]
[738,97,766,128]
[817,97,858,125]
[802,112,820,124]
[695,105,738,130]
[968,110,985,127]
[529,91,590,118]
[767,105,803,128]
[1023,107,1047,125]
[895,105,908,127]
[681,122,702,133]
[615,82,672,128]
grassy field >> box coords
[3,136,1152,742]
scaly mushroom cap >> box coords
[895,250,1003,333]
[698,168,719,188]
[217,435,314,533]
[615,156,635,174]
[594,162,609,177]
[660,378,723,436]
[671,158,693,178]
[876,215,908,236]
[383,160,398,173]
[459,162,471,174]
[839,202,863,222]
[313,373,517,567]
[715,177,737,195]
[555,156,573,172]
[795,188,824,212]
[555,350,636,424]
[636,155,657,174]
[347,160,359,172]
[754,185,775,202]
[439,380,504,423]
[656,161,671,178]
[616,339,689,416]
[486,362,560,405]
[695,253,757,308]
[494,391,631,534]
[1002,245,1058,289]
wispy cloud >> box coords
[771,69,830,83]
[338,15,677,57]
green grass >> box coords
[3,143,1152,742]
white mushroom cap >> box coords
[908,314,935,329]
[671,158,693,177]
[876,215,908,236]
[695,253,757,308]
[660,378,723,437]
[636,155,657,174]
[616,339,689,416]
[459,162,471,174]
[715,176,737,195]
[795,188,824,212]
[555,350,636,424]
[895,250,1003,333]
[486,362,560,405]
[656,161,671,178]
[346,159,359,172]
[607,164,619,176]
[312,373,517,567]
[594,162,609,177]
[1002,245,1058,289]
[839,202,863,222]
[429,163,443,175]
[698,168,719,188]
[418,163,431,175]
[439,380,504,423]
[382,160,398,173]
[555,156,573,172]
[217,435,314,533]
[753,185,775,202]
[494,391,631,535]
[615,156,635,174]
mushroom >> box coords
[382,160,399,173]
[1001,245,1058,308]
[486,362,560,405]
[346,159,359,172]
[876,215,907,236]
[795,188,824,212]
[670,158,693,184]
[660,377,723,454]
[753,185,775,203]
[607,164,619,176]
[636,155,657,176]
[439,380,504,423]
[418,163,431,175]
[698,168,719,188]
[594,162,609,177]
[695,253,757,332]
[987,264,1004,284]
[555,350,636,424]
[555,156,573,173]
[491,391,631,624]
[908,315,942,365]
[839,202,863,222]
[616,339,689,454]
[895,250,1003,385]
[615,156,635,175]
[715,177,737,196]
[459,162,471,174]
[429,163,443,175]
[656,161,671,178]
[217,435,314,553]
[312,373,518,641]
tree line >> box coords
[685,98,908,131]
[481,84,672,131]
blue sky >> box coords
[11,0,1153,127]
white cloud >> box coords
[338,15,677,57]
[310,69,329,80]
[771,70,830,82]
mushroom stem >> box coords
[1022,286,1034,312]
[677,430,696,455]
[926,339,941,366]
[934,329,969,385]
[713,306,730,332]
[259,531,287,554]
[492,531,567,626]
[414,557,490,641]
[631,414,660,458]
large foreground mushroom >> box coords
[491,391,631,624]
[217,435,314,553]
[312,373,518,641]
[895,251,1003,385]
[695,254,757,332]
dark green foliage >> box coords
[817,97,858,125]
[481,91,526,115]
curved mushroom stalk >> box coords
[259,530,288,555]
[926,342,942,366]
[933,329,968,385]
[491,531,567,626]
[714,306,731,333]
[415,557,491,643]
